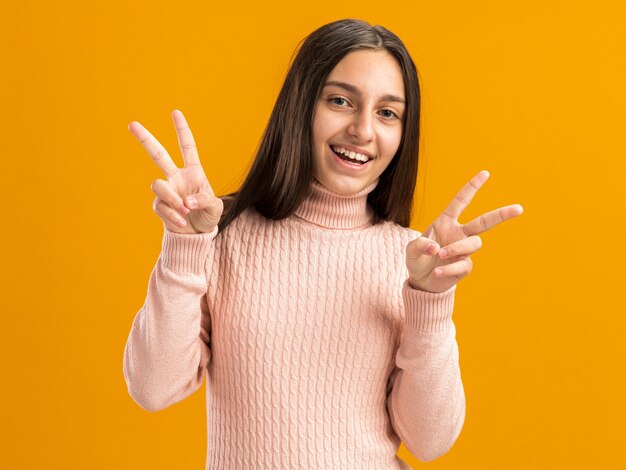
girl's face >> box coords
[311,49,406,196]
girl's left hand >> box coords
[406,170,524,293]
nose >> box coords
[347,109,374,142]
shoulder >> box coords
[214,205,266,242]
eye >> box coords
[329,97,349,107]
[379,109,399,120]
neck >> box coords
[292,177,379,230]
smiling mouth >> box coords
[330,145,371,165]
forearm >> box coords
[122,226,218,412]
[387,280,465,462]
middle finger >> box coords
[129,120,179,177]
[441,170,490,221]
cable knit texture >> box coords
[123,177,465,469]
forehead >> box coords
[324,49,405,99]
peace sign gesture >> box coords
[128,110,223,234]
[406,170,524,293]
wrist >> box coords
[408,277,428,292]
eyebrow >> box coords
[323,80,406,104]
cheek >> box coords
[311,116,324,149]
[382,127,403,156]
[311,107,337,145]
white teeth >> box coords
[332,146,370,162]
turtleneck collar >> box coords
[292,177,379,230]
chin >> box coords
[315,174,369,196]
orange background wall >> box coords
[1,1,624,468]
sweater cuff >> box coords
[402,278,457,333]
[160,225,219,273]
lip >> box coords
[329,144,372,172]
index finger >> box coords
[172,110,202,168]
[128,121,179,178]
[441,170,490,221]
[462,204,524,237]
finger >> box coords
[442,170,490,221]
[128,121,179,178]
[434,256,473,279]
[172,110,202,168]
[150,178,190,217]
[153,198,188,228]
[438,235,482,259]
[408,236,441,259]
[461,204,524,237]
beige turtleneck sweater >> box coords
[123,177,465,469]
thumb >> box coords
[407,236,440,259]
[184,192,217,210]
[183,191,223,233]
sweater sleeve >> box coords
[385,279,466,462]
[122,224,219,412]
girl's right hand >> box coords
[128,110,224,234]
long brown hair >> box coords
[217,18,421,234]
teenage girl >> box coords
[123,18,523,469]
